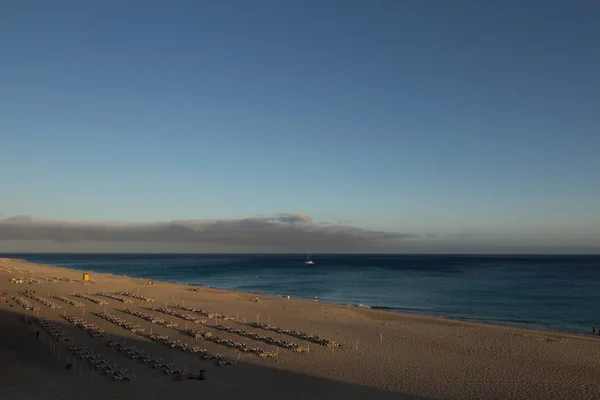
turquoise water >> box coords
[6,253,599,334]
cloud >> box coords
[262,213,313,224]
[0,214,416,252]
[424,232,474,239]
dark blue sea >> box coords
[4,254,599,334]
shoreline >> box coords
[7,256,596,339]
[4,257,599,343]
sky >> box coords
[1,0,599,253]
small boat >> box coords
[304,254,314,265]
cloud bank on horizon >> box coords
[1,214,597,254]
[0,214,416,253]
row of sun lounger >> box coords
[69,345,136,382]
[9,276,77,284]
[10,277,44,284]
[156,306,310,354]
[96,292,134,303]
[149,333,206,354]
[64,315,107,338]
[151,306,205,324]
[94,312,146,334]
[51,295,85,307]
[74,293,109,305]
[112,338,189,375]
[11,296,35,310]
[83,307,236,369]
[121,308,167,325]
[23,292,62,309]
[111,338,212,376]
[109,309,246,364]
[169,304,235,320]
[185,328,276,359]
[116,291,155,303]
[37,317,74,342]
[148,333,237,366]
[211,324,309,353]
[0,263,33,274]
[39,276,79,283]
[247,322,341,348]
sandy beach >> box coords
[1,257,599,400]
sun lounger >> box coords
[166,366,186,376]
[217,353,240,367]
[202,352,218,360]
[114,372,137,382]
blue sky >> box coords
[1,1,599,252]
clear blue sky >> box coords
[1,1,599,252]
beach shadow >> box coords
[0,306,429,400]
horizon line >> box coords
[2,252,599,256]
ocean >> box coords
[4,253,599,334]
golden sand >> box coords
[1,258,599,399]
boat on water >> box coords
[304,254,314,265]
